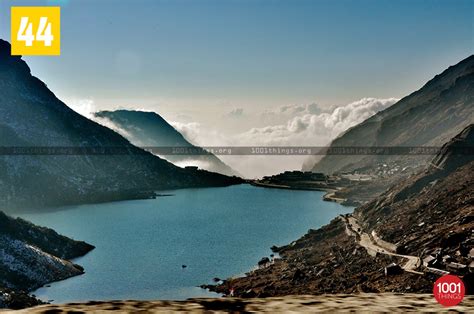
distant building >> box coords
[185,166,199,171]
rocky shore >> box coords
[203,217,438,297]
[204,126,474,299]
[0,211,94,309]
[0,289,44,310]
[251,171,410,207]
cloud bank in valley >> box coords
[172,97,399,178]
[244,98,398,146]
[65,97,398,178]
[65,98,135,140]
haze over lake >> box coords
[16,185,352,303]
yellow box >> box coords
[11,6,61,56]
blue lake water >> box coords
[17,184,352,303]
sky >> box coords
[0,0,472,177]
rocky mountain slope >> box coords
[0,39,242,209]
[355,124,473,261]
[0,211,93,308]
[307,55,474,175]
[95,110,238,176]
[208,125,473,297]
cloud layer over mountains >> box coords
[173,98,397,146]
[171,97,398,177]
[242,98,398,146]
[66,96,398,177]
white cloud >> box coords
[240,97,398,146]
[65,98,134,140]
[270,103,326,116]
[259,103,334,126]
[66,97,399,178]
[66,98,96,119]
[171,98,398,178]
[171,121,212,145]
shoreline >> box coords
[250,180,337,193]
[250,180,349,204]
[203,161,474,299]
[16,183,347,308]
[200,185,359,298]
[322,191,347,204]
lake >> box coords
[17,184,352,303]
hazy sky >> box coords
[0,0,472,176]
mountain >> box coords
[307,55,474,174]
[0,39,242,209]
[355,124,473,255]
[209,125,474,297]
[430,123,474,172]
[94,110,239,176]
[0,210,93,306]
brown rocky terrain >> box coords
[205,217,437,297]
[358,161,473,262]
[2,294,473,313]
[0,289,43,310]
[328,173,409,206]
[356,125,474,261]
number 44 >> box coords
[18,17,54,47]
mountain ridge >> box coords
[307,55,474,174]
[95,109,239,176]
[0,39,242,210]
[354,124,473,263]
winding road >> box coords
[341,215,423,274]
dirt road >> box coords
[343,215,423,274]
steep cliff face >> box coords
[430,124,474,172]
[95,110,239,176]
[0,211,94,292]
[355,124,474,259]
[308,55,474,174]
[0,40,242,209]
